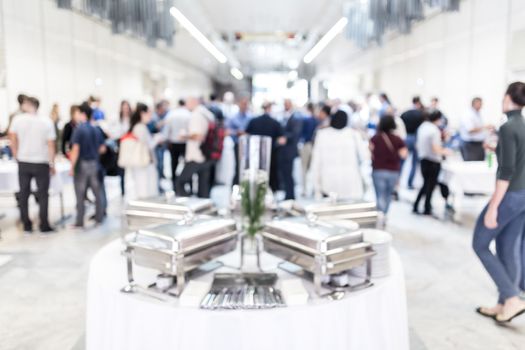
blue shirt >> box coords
[92,108,105,121]
[71,122,105,161]
[301,114,318,143]
[147,111,169,134]
[227,111,252,144]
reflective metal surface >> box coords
[122,216,238,296]
[261,217,375,294]
[124,194,216,231]
[200,273,286,310]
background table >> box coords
[0,159,71,194]
[0,159,72,226]
[441,160,496,220]
[86,240,409,350]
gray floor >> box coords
[0,177,524,350]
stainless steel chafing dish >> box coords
[124,192,216,230]
[289,199,379,228]
[122,216,238,296]
[261,217,376,294]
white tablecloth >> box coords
[441,160,496,195]
[0,160,71,194]
[86,240,409,350]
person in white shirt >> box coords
[175,97,215,198]
[460,97,491,161]
[164,99,191,190]
[413,111,452,216]
[9,96,56,233]
[311,110,368,200]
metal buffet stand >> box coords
[119,137,381,305]
[121,215,238,297]
[261,217,376,295]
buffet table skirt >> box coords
[86,240,409,350]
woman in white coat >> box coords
[311,110,369,200]
[129,103,158,199]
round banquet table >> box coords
[86,240,409,350]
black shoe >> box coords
[40,226,56,234]
[23,227,33,235]
[412,207,419,215]
[89,212,107,221]
[392,191,399,201]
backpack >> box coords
[200,120,225,161]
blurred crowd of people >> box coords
[0,89,503,233]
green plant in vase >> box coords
[240,171,268,237]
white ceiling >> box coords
[198,0,335,33]
[171,0,349,77]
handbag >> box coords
[117,132,150,168]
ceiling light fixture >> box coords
[170,6,228,64]
[230,67,244,80]
[303,17,348,64]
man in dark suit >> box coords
[245,102,285,192]
[279,99,303,200]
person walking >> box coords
[245,102,285,193]
[127,103,158,199]
[300,102,318,197]
[68,103,106,228]
[175,97,215,198]
[9,97,56,233]
[279,99,303,200]
[112,100,133,196]
[400,96,425,189]
[412,110,451,216]
[311,110,368,200]
[227,97,252,186]
[370,115,408,227]
[460,97,491,161]
[62,105,82,157]
[473,82,525,323]
[164,99,191,191]
[149,100,170,193]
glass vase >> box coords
[238,135,271,239]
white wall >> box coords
[315,0,525,127]
[0,0,213,127]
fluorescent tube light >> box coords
[170,6,228,64]
[303,17,348,64]
[230,67,244,80]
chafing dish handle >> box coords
[175,254,185,296]
[121,247,136,294]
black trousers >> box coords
[414,159,441,214]
[232,142,240,186]
[168,143,186,190]
[460,141,485,161]
[18,162,51,230]
[176,161,212,198]
[278,154,296,200]
[269,150,279,193]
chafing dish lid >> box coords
[126,217,237,252]
[293,199,377,215]
[126,196,214,213]
[262,217,362,253]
